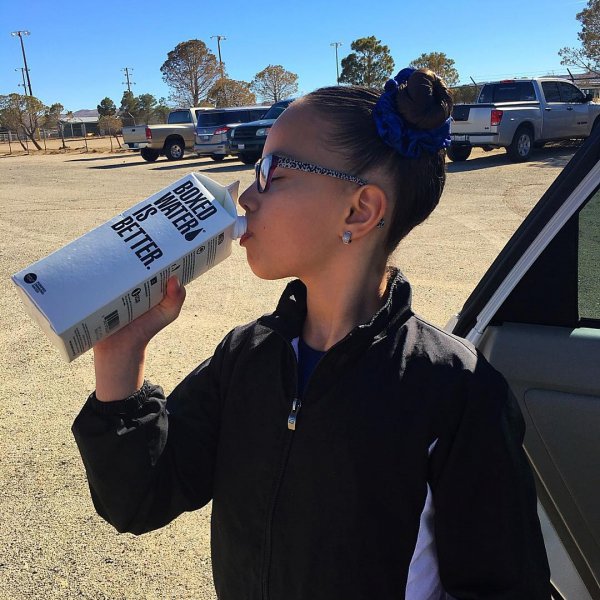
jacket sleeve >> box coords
[429,356,551,599]
[71,331,234,535]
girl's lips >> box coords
[239,232,253,246]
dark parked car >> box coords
[228,99,294,164]
[448,128,600,600]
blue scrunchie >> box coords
[372,68,451,159]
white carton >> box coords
[12,172,247,362]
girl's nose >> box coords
[238,182,257,213]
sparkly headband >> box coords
[372,67,452,159]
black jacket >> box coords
[72,269,550,599]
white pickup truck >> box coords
[449,78,600,162]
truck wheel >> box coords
[447,144,472,162]
[210,154,226,162]
[239,152,260,165]
[140,148,160,163]
[165,139,185,160]
[507,127,534,162]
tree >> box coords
[98,114,123,148]
[0,93,46,149]
[409,52,460,87]
[119,91,140,126]
[559,0,600,76]
[44,102,67,148]
[451,85,479,104]
[136,93,158,125]
[339,36,395,88]
[250,65,298,103]
[160,39,220,106]
[154,97,170,123]
[97,97,117,117]
[208,78,256,107]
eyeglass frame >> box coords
[254,154,368,194]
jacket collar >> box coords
[258,267,413,344]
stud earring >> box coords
[342,231,352,245]
[376,218,385,229]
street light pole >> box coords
[330,42,342,84]
[11,31,33,96]
[211,35,226,79]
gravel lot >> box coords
[0,144,578,599]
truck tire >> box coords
[447,144,472,162]
[210,154,226,162]
[140,148,160,163]
[165,139,185,161]
[507,126,534,162]
[239,152,260,165]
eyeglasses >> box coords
[255,154,368,194]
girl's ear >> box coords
[344,184,388,240]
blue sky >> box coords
[0,0,589,111]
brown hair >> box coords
[303,69,453,254]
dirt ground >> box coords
[0,144,578,599]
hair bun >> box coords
[395,69,453,130]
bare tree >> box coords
[251,65,298,103]
[98,114,123,149]
[559,0,600,76]
[160,40,221,106]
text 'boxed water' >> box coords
[12,172,246,362]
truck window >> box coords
[168,110,193,124]
[541,82,561,103]
[558,82,585,103]
[478,82,535,103]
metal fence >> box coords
[0,128,123,154]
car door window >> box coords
[578,188,600,321]
[559,82,585,103]
[542,82,562,103]
[491,183,600,328]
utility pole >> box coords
[15,67,27,92]
[330,42,342,84]
[122,67,135,93]
[211,35,226,79]
[11,31,33,96]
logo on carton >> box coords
[24,273,37,284]
[110,178,217,270]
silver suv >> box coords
[193,106,268,162]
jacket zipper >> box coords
[260,334,348,599]
[261,340,298,600]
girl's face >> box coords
[238,103,359,281]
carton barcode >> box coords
[104,310,120,332]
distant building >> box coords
[60,109,100,136]
[558,71,600,100]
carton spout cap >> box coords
[233,215,247,239]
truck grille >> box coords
[452,106,470,122]
[232,126,260,141]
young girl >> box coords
[73,69,550,599]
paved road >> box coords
[0,144,579,599]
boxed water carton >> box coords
[12,172,247,362]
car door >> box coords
[558,81,592,138]
[540,81,571,139]
[451,126,600,600]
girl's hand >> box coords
[93,276,186,401]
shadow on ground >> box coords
[447,141,581,173]
[66,154,130,163]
